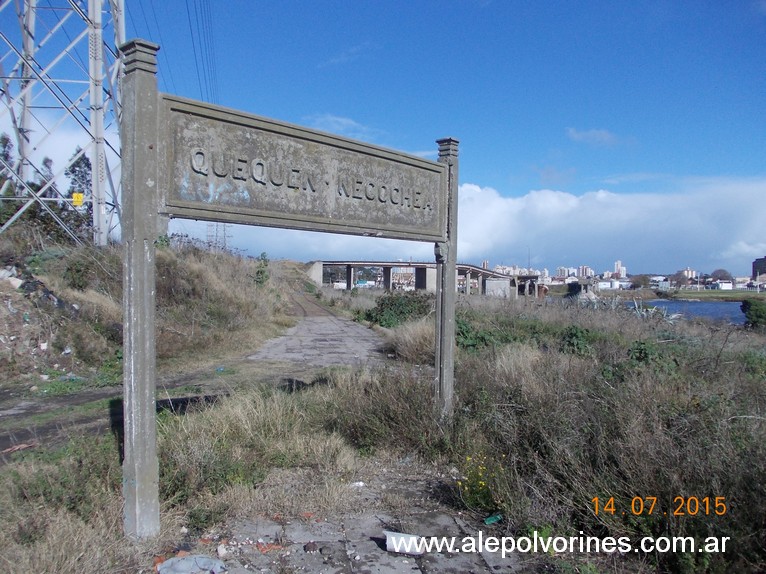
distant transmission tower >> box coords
[0,0,125,245]
[206,222,231,252]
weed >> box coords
[63,259,90,290]
[8,435,122,520]
[456,453,503,511]
[187,502,230,534]
[253,251,270,286]
[560,325,593,356]
[455,315,498,350]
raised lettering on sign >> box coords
[337,177,430,211]
[190,148,327,195]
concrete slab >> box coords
[229,515,284,544]
[247,316,387,368]
[342,513,398,542]
[346,536,422,573]
[419,549,493,574]
[405,511,463,538]
[281,541,352,573]
[283,517,345,544]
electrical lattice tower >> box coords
[0,0,125,245]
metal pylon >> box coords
[0,0,125,245]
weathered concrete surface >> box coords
[247,315,388,368]
[216,507,524,573]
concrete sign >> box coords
[119,38,458,541]
[160,95,448,242]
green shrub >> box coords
[741,299,766,329]
[560,325,592,356]
[455,316,498,350]
[362,291,433,328]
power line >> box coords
[183,0,205,101]
[147,1,177,94]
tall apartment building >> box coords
[614,260,628,278]
[753,256,766,280]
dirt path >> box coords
[0,288,389,461]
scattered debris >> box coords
[1,442,38,455]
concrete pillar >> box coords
[434,138,458,419]
[415,267,427,290]
[346,264,353,290]
[426,266,437,293]
[307,261,323,286]
[383,266,392,290]
[119,39,161,539]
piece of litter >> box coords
[484,512,503,525]
[384,530,424,555]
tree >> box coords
[741,299,766,330]
[630,274,650,289]
[711,268,733,282]
[39,156,59,199]
[669,271,688,289]
[65,147,92,199]
[0,132,12,164]
[254,252,269,286]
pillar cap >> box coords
[120,39,160,75]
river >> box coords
[646,299,746,325]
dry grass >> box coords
[316,285,379,315]
[3,238,295,379]
[3,243,765,572]
[386,315,435,363]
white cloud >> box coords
[317,43,374,68]
[600,172,670,186]
[455,177,766,275]
[566,127,619,146]
[717,240,766,262]
[303,113,380,141]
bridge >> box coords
[306,260,543,297]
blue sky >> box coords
[3,1,765,276]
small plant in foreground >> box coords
[456,453,502,511]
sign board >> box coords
[119,39,458,541]
[159,95,448,242]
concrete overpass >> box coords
[307,260,543,296]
